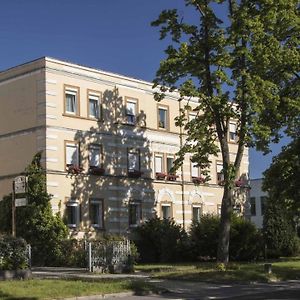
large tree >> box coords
[152,0,300,263]
[263,137,300,214]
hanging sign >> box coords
[14,176,27,194]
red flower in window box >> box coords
[155,172,167,180]
[192,176,206,184]
[66,164,83,175]
[128,169,143,178]
[167,174,178,181]
[89,166,105,175]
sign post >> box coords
[12,175,28,237]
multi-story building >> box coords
[249,178,267,228]
[0,57,249,237]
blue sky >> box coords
[0,0,289,179]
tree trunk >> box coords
[217,185,232,263]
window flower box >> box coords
[167,174,178,181]
[66,164,83,175]
[128,169,143,178]
[155,172,167,180]
[192,176,206,184]
[89,166,105,175]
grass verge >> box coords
[0,279,159,300]
[136,257,300,283]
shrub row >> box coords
[132,215,265,263]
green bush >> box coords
[230,215,264,261]
[190,214,263,261]
[189,214,219,260]
[263,198,300,258]
[0,235,28,270]
[132,217,189,263]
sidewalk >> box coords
[32,267,150,280]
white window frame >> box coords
[89,198,104,229]
[89,144,102,168]
[65,86,79,115]
[166,155,175,174]
[66,199,80,228]
[154,154,164,174]
[161,203,172,219]
[191,161,200,178]
[129,200,142,227]
[88,92,101,119]
[192,204,202,222]
[125,98,138,125]
[128,148,140,172]
[65,142,80,166]
[229,122,237,142]
[216,162,224,183]
[158,106,168,129]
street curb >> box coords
[63,291,135,300]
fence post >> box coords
[88,242,92,272]
[27,244,32,269]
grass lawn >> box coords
[0,279,157,300]
[136,257,300,283]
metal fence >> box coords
[87,239,132,273]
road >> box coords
[105,280,300,300]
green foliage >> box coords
[0,235,28,270]
[263,138,300,213]
[229,215,264,261]
[190,214,263,261]
[263,198,299,258]
[0,152,69,266]
[132,217,189,263]
[190,215,219,259]
[152,0,300,262]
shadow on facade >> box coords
[66,87,155,238]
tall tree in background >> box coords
[152,0,299,263]
[263,137,300,217]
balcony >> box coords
[89,166,105,176]
[66,164,83,175]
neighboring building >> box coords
[249,178,267,228]
[0,57,249,237]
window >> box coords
[88,91,101,119]
[89,144,102,167]
[89,199,104,228]
[65,142,79,166]
[217,204,222,216]
[129,201,142,226]
[216,162,224,184]
[189,113,196,122]
[229,123,237,142]
[65,86,79,115]
[260,196,267,215]
[166,156,174,174]
[128,148,140,172]
[191,161,200,178]
[158,106,168,129]
[192,205,202,222]
[161,203,171,219]
[250,197,256,216]
[154,155,163,173]
[126,97,138,125]
[66,199,80,228]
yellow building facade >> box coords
[0,57,249,237]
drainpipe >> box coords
[179,100,185,230]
